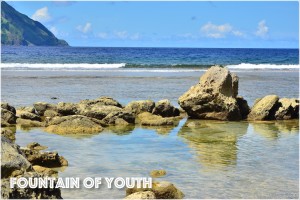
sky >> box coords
[7,1,299,48]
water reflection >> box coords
[250,119,299,140]
[178,120,249,170]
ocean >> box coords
[1,46,299,199]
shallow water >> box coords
[2,69,299,198]
[14,119,299,199]
[1,70,299,107]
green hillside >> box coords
[1,1,68,46]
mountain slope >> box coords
[1,1,68,46]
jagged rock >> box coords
[136,112,174,126]
[16,110,41,121]
[236,96,250,119]
[275,98,299,120]
[21,148,68,168]
[33,102,57,116]
[126,181,184,199]
[102,111,135,125]
[125,100,155,116]
[45,115,103,134]
[1,108,17,126]
[57,102,78,116]
[125,191,156,199]
[178,66,242,121]
[152,99,180,117]
[150,170,167,178]
[248,95,280,120]
[1,103,16,114]
[1,136,31,178]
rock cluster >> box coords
[1,97,182,135]
[1,136,65,198]
[178,66,299,121]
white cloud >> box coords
[77,22,92,34]
[97,32,108,39]
[114,31,128,39]
[31,7,51,22]
[130,33,140,40]
[201,22,233,38]
[232,30,244,37]
[255,20,268,38]
[201,22,245,38]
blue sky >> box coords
[7,1,299,48]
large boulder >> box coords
[152,99,180,117]
[178,66,242,120]
[247,95,280,120]
[126,181,184,199]
[33,102,57,116]
[125,100,155,116]
[275,98,299,120]
[136,112,174,126]
[1,136,31,178]
[45,115,103,134]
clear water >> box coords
[1,47,299,198]
[14,119,299,199]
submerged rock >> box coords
[125,100,155,116]
[178,66,243,121]
[136,112,174,126]
[125,191,156,199]
[247,95,280,120]
[45,115,103,134]
[126,181,184,199]
[152,99,180,117]
[150,169,167,178]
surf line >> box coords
[10,177,152,189]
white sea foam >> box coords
[1,63,126,70]
[227,63,299,70]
